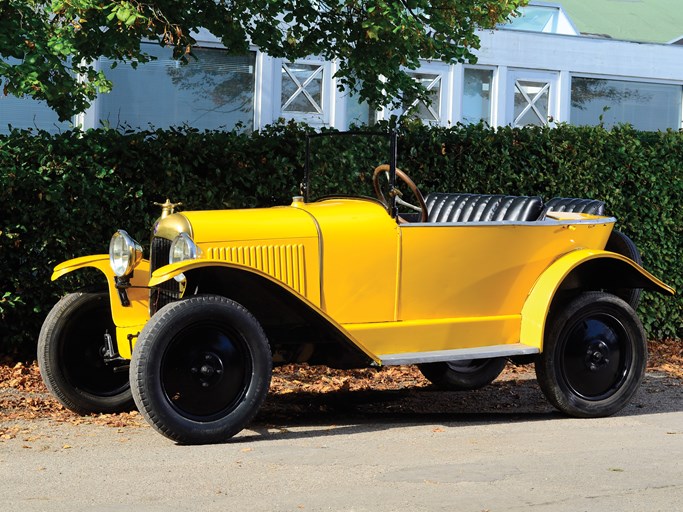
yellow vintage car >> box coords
[38,132,674,444]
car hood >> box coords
[166,205,319,245]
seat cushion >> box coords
[542,197,606,216]
[425,193,544,223]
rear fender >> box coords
[150,260,380,367]
[51,255,150,358]
[520,250,674,351]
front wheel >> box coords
[131,295,272,444]
[38,292,133,414]
[418,357,507,391]
[535,292,646,418]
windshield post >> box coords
[389,130,398,219]
[302,135,311,201]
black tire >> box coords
[605,230,642,309]
[418,357,507,391]
[131,295,272,444]
[535,292,646,418]
[37,292,133,414]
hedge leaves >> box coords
[0,122,680,356]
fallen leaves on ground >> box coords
[0,339,680,438]
[269,364,431,395]
[0,359,143,438]
[646,339,683,379]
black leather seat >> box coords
[425,193,544,223]
[542,197,606,216]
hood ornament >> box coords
[154,199,183,219]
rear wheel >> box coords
[418,357,507,391]
[605,230,642,309]
[131,295,272,444]
[38,292,133,414]
[536,292,646,418]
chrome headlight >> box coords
[109,230,143,277]
[169,232,200,264]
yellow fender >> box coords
[51,255,151,358]
[149,259,381,365]
[520,249,675,350]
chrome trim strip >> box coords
[379,343,540,366]
[400,217,617,228]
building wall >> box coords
[2,28,682,134]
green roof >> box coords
[556,0,683,43]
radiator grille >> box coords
[207,244,306,294]
[149,236,181,314]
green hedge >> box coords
[1,122,681,357]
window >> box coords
[571,77,682,131]
[281,62,324,115]
[344,90,378,128]
[1,58,70,134]
[462,68,493,125]
[499,3,577,36]
[514,80,551,127]
[99,45,256,130]
[504,6,559,32]
[405,73,442,123]
[0,95,69,134]
[278,59,332,126]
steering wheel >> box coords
[372,164,428,222]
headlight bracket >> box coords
[114,275,131,307]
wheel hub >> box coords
[191,352,224,388]
[585,340,611,371]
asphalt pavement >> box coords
[1,371,681,512]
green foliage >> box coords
[0,0,527,120]
[0,122,680,357]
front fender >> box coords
[520,250,674,350]
[150,259,380,365]
[149,259,250,287]
[52,254,112,282]
[51,255,151,358]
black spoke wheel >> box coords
[38,292,133,414]
[131,295,272,444]
[418,357,507,391]
[536,292,646,418]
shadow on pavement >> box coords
[241,372,681,443]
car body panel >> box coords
[292,198,400,323]
[176,198,401,323]
[344,314,522,358]
[148,258,382,365]
[180,206,322,306]
[398,218,614,320]
[52,199,675,366]
[51,255,150,359]
[519,249,675,350]
[178,206,318,243]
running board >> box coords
[378,344,540,366]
